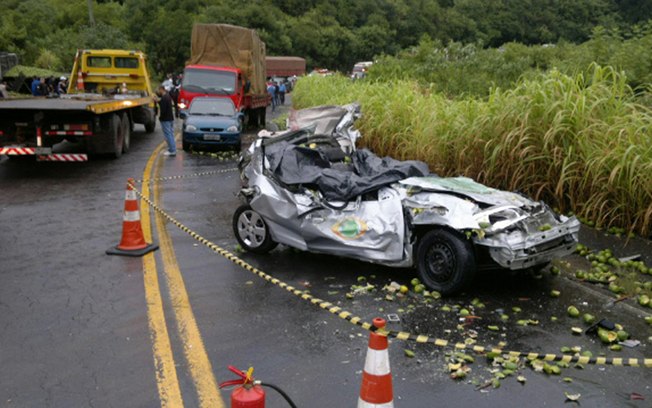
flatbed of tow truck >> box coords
[0,49,158,162]
[0,94,152,113]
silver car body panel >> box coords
[247,156,410,264]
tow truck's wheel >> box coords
[111,114,123,159]
[416,229,476,295]
[121,113,131,153]
[145,109,156,133]
[233,205,277,254]
[145,120,156,133]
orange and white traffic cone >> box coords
[358,318,394,408]
[106,178,158,257]
[76,70,85,91]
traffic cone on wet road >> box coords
[106,178,158,257]
[358,317,394,408]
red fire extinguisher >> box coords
[219,366,265,408]
[219,366,297,408]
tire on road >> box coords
[120,112,131,154]
[232,204,277,254]
[144,108,156,133]
[110,113,123,159]
[416,229,476,295]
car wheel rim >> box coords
[424,242,455,283]
[237,210,267,248]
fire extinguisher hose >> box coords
[260,382,297,408]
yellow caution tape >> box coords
[129,181,652,368]
[134,167,238,184]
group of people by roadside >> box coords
[266,79,288,112]
[30,76,67,97]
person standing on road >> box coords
[157,85,176,156]
[267,81,277,112]
[279,82,286,105]
[274,82,280,106]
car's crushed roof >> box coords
[264,139,429,201]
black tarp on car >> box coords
[265,140,430,201]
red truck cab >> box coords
[178,64,241,111]
[178,64,267,126]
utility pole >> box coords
[87,0,96,27]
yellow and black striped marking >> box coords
[134,167,238,184]
[129,181,652,369]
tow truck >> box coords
[0,49,157,161]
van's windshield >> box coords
[182,68,236,95]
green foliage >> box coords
[3,65,66,78]
[34,50,61,70]
[292,67,652,236]
[3,0,652,79]
[370,25,652,97]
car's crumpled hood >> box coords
[400,176,534,208]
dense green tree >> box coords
[2,0,652,77]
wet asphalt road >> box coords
[1,97,651,407]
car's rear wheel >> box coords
[233,205,277,253]
[416,229,476,295]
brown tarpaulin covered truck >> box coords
[188,23,267,95]
[266,56,306,77]
[182,24,269,127]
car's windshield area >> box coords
[189,98,236,116]
[182,68,236,94]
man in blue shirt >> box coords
[267,82,277,112]
[279,82,286,105]
[31,77,41,96]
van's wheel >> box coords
[416,229,476,295]
[121,113,131,153]
[233,205,277,253]
[110,114,123,159]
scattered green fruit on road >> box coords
[567,306,580,317]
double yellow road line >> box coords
[140,143,225,407]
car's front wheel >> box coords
[233,205,278,253]
[416,229,476,295]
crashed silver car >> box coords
[234,104,580,294]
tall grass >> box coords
[292,66,652,237]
